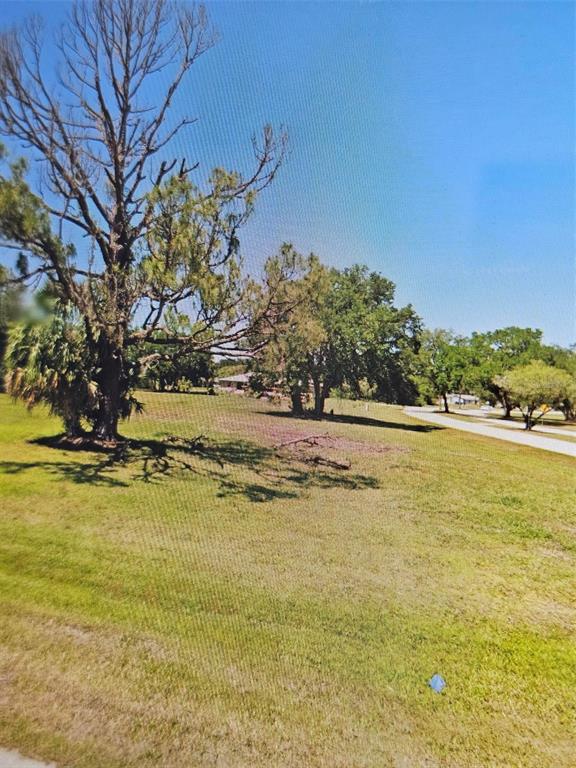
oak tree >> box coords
[495,361,574,430]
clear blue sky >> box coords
[1,1,575,345]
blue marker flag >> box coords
[428,674,446,693]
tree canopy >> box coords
[415,329,471,413]
[465,327,546,415]
[254,263,421,417]
[495,361,575,430]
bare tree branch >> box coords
[0,0,289,440]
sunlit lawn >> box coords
[0,392,574,767]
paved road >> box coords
[452,409,576,438]
[472,418,576,438]
[405,407,576,458]
[0,749,55,768]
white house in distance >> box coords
[214,372,253,393]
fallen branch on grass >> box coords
[273,433,333,449]
[273,433,350,470]
[302,454,351,470]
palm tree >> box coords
[5,311,97,437]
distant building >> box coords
[446,393,479,405]
[215,372,253,392]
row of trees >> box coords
[250,258,421,417]
[248,299,576,429]
[5,275,574,433]
[415,328,576,428]
[7,248,575,431]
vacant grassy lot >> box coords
[0,392,574,767]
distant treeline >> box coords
[2,260,574,433]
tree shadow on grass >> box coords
[262,409,443,433]
[0,457,130,488]
[0,433,379,501]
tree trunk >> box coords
[290,386,304,416]
[502,393,512,418]
[312,377,326,418]
[442,393,449,413]
[93,337,124,442]
[62,404,84,439]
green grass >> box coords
[0,392,575,767]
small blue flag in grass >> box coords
[428,674,446,693]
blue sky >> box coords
[1,1,574,345]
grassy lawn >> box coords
[0,392,575,767]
